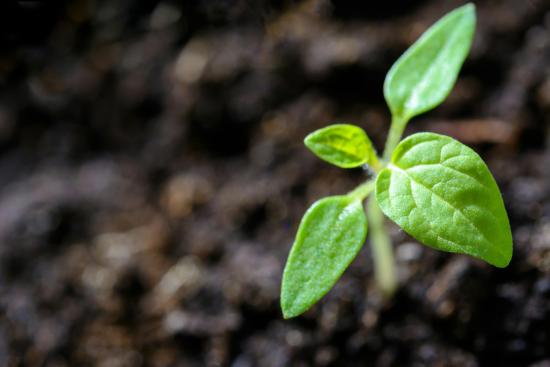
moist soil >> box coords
[0,0,549,366]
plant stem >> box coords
[364,115,407,297]
[382,116,408,161]
[367,197,397,298]
[347,180,375,202]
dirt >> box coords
[0,0,549,366]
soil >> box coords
[0,0,549,366]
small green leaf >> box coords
[384,3,476,121]
[304,124,379,169]
[281,195,367,318]
[375,132,512,267]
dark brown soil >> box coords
[0,0,549,366]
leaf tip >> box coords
[280,276,304,319]
[457,2,476,25]
[490,246,513,268]
[280,294,301,319]
[462,2,476,13]
[303,131,315,149]
[282,310,295,320]
[485,225,513,268]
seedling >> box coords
[281,4,513,319]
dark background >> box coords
[0,0,549,366]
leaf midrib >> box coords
[387,163,506,260]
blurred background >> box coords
[0,0,549,366]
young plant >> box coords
[280,3,513,319]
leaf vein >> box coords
[405,162,488,189]
[390,164,506,259]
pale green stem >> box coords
[348,116,406,297]
[382,116,408,161]
[367,115,408,297]
[347,180,375,202]
[368,154,383,173]
[367,197,397,298]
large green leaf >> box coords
[281,195,367,318]
[304,124,378,169]
[375,132,512,267]
[384,3,475,121]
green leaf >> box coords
[375,132,512,267]
[281,195,367,318]
[304,124,379,169]
[384,3,476,121]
